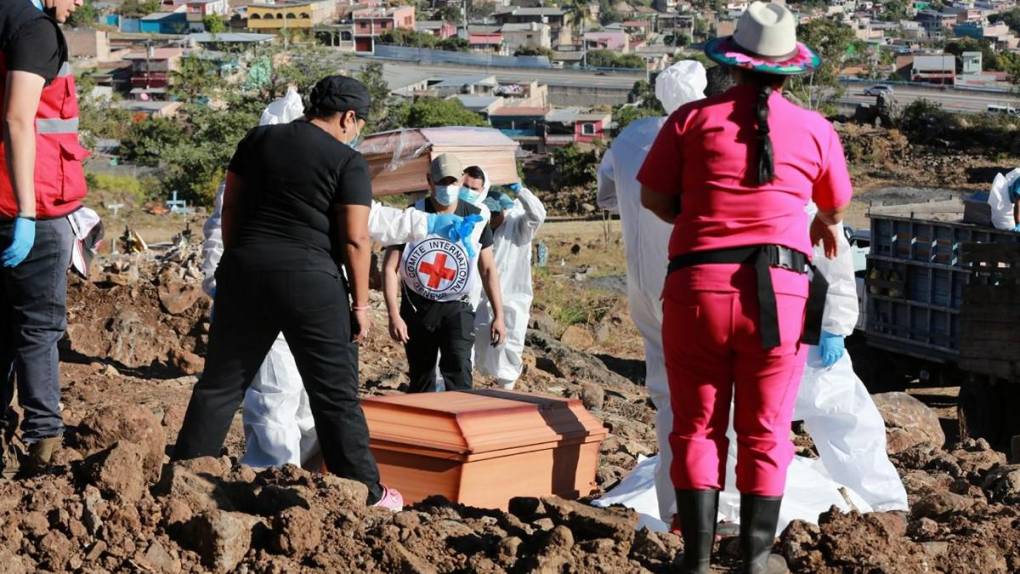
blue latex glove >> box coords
[818,331,845,367]
[507,182,523,193]
[427,212,463,239]
[448,214,484,259]
[1013,223,1020,233]
[1,217,36,268]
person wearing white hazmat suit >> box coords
[595,61,907,529]
[201,89,466,468]
[596,60,708,524]
[474,184,547,389]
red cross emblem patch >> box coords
[402,237,471,301]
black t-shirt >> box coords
[412,197,494,249]
[6,18,62,82]
[226,121,372,272]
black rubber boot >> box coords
[674,489,719,574]
[739,494,784,574]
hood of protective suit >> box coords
[260,87,305,126]
[461,166,492,207]
[655,60,708,115]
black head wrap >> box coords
[307,75,371,119]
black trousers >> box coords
[401,291,475,394]
[0,217,73,442]
[172,256,382,502]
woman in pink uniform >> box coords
[638,3,852,573]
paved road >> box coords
[354,57,1019,113]
[840,85,1020,113]
[350,57,641,90]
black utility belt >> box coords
[667,244,828,350]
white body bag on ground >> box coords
[202,89,431,467]
[988,168,1020,231]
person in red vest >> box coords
[0,0,87,476]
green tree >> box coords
[265,43,349,100]
[788,17,854,109]
[380,28,439,49]
[598,0,622,26]
[203,14,227,34]
[118,0,161,18]
[438,37,469,52]
[170,55,225,103]
[550,143,603,187]
[434,4,462,24]
[399,98,486,128]
[990,8,1020,34]
[514,46,554,58]
[880,0,910,21]
[587,50,644,69]
[357,62,393,132]
[67,0,99,28]
[613,105,661,131]
[120,117,188,167]
[76,73,133,150]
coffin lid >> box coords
[359,127,520,197]
[362,390,607,457]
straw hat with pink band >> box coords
[704,1,821,76]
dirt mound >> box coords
[4,234,1020,572]
[781,438,1020,573]
[65,245,211,377]
[0,420,678,574]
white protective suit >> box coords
[988,168,1020,231]
[594,61,907,527]
[595,60,707,523]
[201,90,432,468]
[474,187,547,388]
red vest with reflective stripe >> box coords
[0,25,90,220]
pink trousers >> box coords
[662,265,808,496]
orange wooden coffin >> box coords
[360,389,608,510]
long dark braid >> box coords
[755,83,775,185]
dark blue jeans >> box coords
[172,255,383,502]
[0,217,73,442]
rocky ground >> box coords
[2,219,1020,573]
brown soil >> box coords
[1,218,1019,572]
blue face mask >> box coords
[31,0,44,10]
[434,184,458,207]
[459,186,482,205]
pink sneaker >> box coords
[372,485,404,512]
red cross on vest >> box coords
[419,253,456,289]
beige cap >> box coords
[430,153,463,182]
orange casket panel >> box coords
[360,389,608,510]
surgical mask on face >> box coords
[459,186,482,205]
[344,116,363,149]
[434,184,458,206]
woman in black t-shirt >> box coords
[172,76,402,510]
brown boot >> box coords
[0,438,22,480]
[23,436,62,475]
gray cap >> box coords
[430,153,463,182]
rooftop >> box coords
[186,32,274,43]
[451,95,502,110]
[432,74,498,88]
[501,22,549,32]
[489,106,549,117]
[124,47,185,60]
[494,7,565,17]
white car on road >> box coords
[863,85,894,97]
